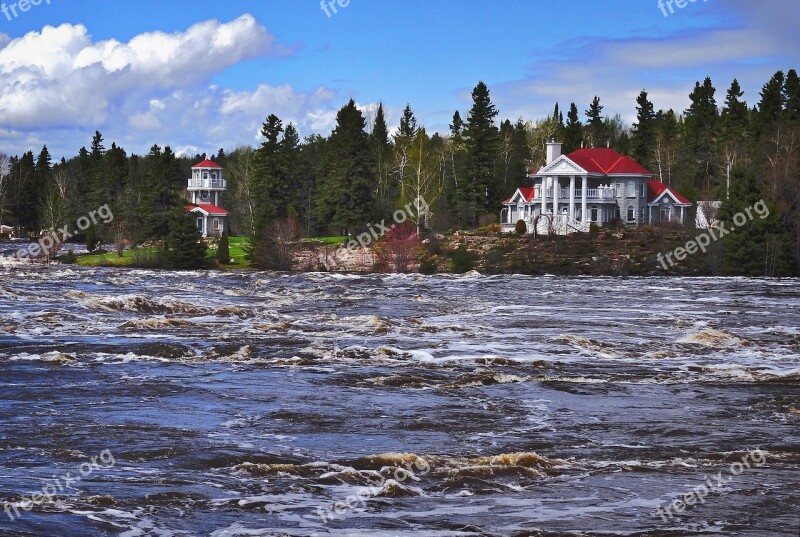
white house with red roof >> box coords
[501,141,692,235]
[185,159,229,237]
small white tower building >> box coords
[185,159,229,237]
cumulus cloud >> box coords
[0,14,344,156]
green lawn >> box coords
[77,237,253,269]
[303,236,347,245]
[76,248,148,267]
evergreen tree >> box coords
[757,71,785,125]
[718,169,793,276]
[163,210,207,270]
[563,103,583,153]
[784,69,800,121]
[216,224,230,264]
[631,90,656,166]
[721,79,749,138]
[584,96,606,147]
[459,81,499,226]
[316,99,376,234]
[398,104,418,139]
[85,222,97,252]
[253,114,285,234]
[371,103,394,217]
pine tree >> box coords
[460,81,499,226]
[85,222,97,253]
[584,96,606,147]
[757,71,785,125]
[631,90,656,166]
[316,99,376,235]
[371,103,394,217]
[563,103,583,153]
[721,79,749,137]
[253,114,285,234]
[398,104,418,139]
[784,69,800,121]
[216,223,230,264]
[163,210,207,270]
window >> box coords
[615,182,624,197]
[627,180,636,197]
[660,208,671,222]
[627,207,635,222]
[590,206,599,222]
[196,218,204,231]
[640,182,646,197]
[213,218,220,231]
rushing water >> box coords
[0,257,798,536]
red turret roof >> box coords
[192,159,222,169]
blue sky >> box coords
[0,0,798,159]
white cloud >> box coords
[0,14,341,157]
[490,2,800,127]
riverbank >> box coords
[297,225,720,276]
[70,226,719,275]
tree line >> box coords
[1,73,798,274]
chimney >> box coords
[546,140,562,165]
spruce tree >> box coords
[584,96,606,147]
[460,81,499,226]
[216,224,230,264]
[163,210,207,270]
[784,69,800,121]
[316,99,376,235]
[85,222,97,253]
[631,90,656,166]
[721,79,749,137]
[563,103,583,153]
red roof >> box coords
[192,159,222,169]
[565,148,652,175]
[502,187,536,204]
[647,180,691,204]
[186,204,229,215]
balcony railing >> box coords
[522,187,616,201]
[188,179,227,189]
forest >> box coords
[0,71,798,275]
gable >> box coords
[535,155,588,176]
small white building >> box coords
[0,225,13,238]
[185,159,229,237]
[501,142,692,235]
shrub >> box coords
[515,219,527,235]
[417,250,438,274]
[216,226,231,265]
[449,242,473,273]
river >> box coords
[0,258,798,536]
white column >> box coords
[581,177,588,224]
[569,175,576,221]
[553,177,559,216]
[680,206,685,224]
[540,180,546,216]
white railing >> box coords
[187,179,227,189]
